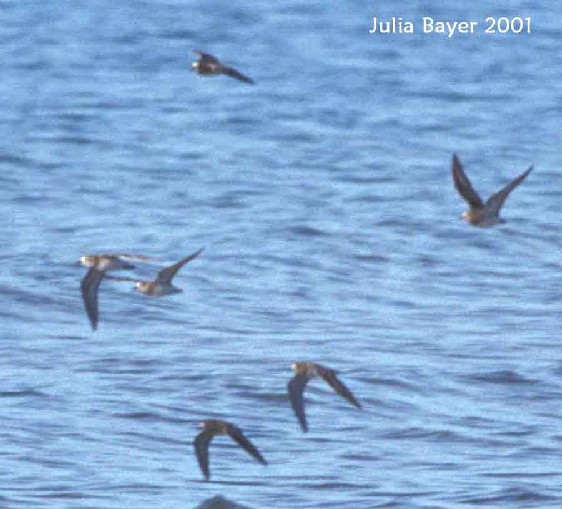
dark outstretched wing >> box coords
[193,50,220,65]
[222,66,255,84]
[104,275,139,283]
[451,154,484,209]
[226,424,267,465]
[485,166,533,216]
[81,268,103,331]
[107,253,158,263]
[156,248,204,285]
[193,430,215,480]
[318,366,362,409]
[288,374,310,432]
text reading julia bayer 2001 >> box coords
[369,16,532,38]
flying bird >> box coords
[288,362,361,432]
[78,253,158,270]
[193,419,267,481]
[106,248,203,296]
[191,50,254,84]
[451,154,532,227]
[78,254,154,330]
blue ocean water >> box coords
[2,0,562,507]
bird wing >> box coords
[287,374,310,432]
[226,423,267,465]
[104,275,140,283]
[108,253,159,263]
[318,366,362,409]
[156,248,203,285]
[451,154,484,209]
[193,50,220,65]
[485,166,533,216]
[222,66,255,84]
[81,268,104,331]
[193,429,215,480]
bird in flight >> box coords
[451,154,532,227]
[191,50,254,84]
[106,248,203,296]
[193,419,267,481]
[78,253,156,330]
[288,362,362,432]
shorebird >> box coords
[78,254,156,331]
[106,248,203,296]
[193,419,267,481]
[191,50,254,84]
[451,154,533,227]
[288,362,362,432]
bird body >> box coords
[106,248,203,296]
[191,50,254,84]
[288,362,361,432]
[451,154,532,227]
[80,254,134,272]
[78,253,152,330]
[193,419,267,480]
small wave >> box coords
[112,411,190,426]
[0,389,48,398]
[457,487,557,505]
[463,370,536,385]
[0,153,31,166]
[38,491,86,500]
[382,427,467,443]
[289,225,328,237]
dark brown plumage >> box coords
[452,154,532,226]
[288,362,361,432]
[191,50,254,84]
[193,419,267,480]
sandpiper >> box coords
[78,254,153,331]
[451,153,532,227]
[78,253,157,271]
[106,248,203,296]
[193,419,267,481]
[191,50,254,84]
[288,362,362,432]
